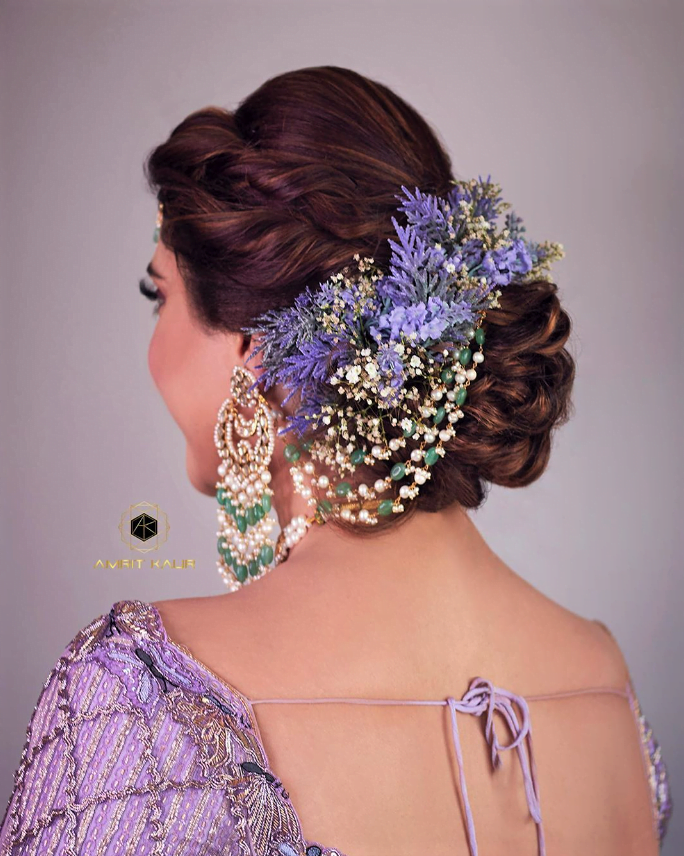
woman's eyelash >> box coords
[138,277,165,315]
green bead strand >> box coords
[284,443,301,462]
[350,448,366,465]
[475,328,485,345]
[390,462,406,480]
[458,347,472,366]
[377,499,395,516]
[456,387,468,406]
[424,447,439,466]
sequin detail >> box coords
[627,677,673,844]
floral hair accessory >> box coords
[243,175,565,527]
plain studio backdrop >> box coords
[0,1,681,851]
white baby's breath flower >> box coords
[394,343,405,355]
[410,355,422,368]
[446,262,456,273]
[345,365,361,384]
[365,362,378,379]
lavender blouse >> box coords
[0,599,673,855]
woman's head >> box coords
[142,65,575,533]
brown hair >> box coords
[143,65,575,532]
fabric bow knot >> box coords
[445,677,546,856]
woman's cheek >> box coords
[147,324,186,424]
[147,325,165,391]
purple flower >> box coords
[375,344,406,406]
[368,295,473,345]
[243,176,564,438]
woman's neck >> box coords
[236,498,511,634]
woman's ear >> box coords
[237,332,253,361]
[239,334,280,407]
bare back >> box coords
[152,552,660,856]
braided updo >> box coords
[144,65,575,527]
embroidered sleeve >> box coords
[627,676,673,847]
[0,610,242,855]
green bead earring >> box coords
[214,365,279,592]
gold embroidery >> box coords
[239,774,304,856]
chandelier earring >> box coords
[214,364,316,591]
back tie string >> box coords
[446,677,546,856]
[248,676,553,856]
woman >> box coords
[0,66,672,856]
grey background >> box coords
[1,1,681,851]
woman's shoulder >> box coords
[485,571,633,693]
[3,597,261,762]
[539,600,673,847]
[54,598,258,734]
[589,616,673,844]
